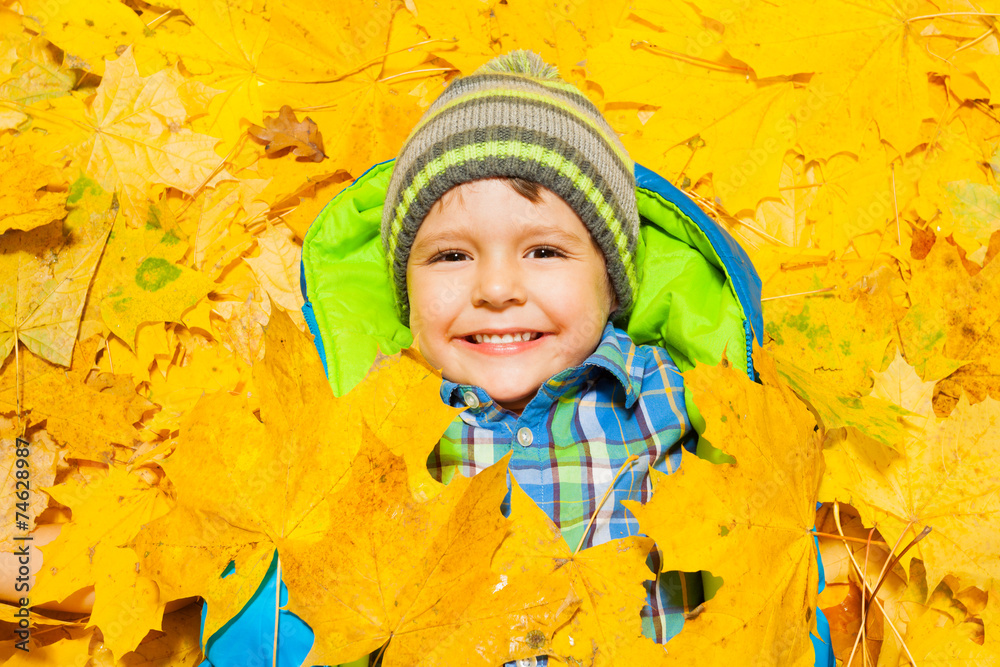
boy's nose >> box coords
[471,259,526,308]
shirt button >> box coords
[516,427,533,447]
[462,390,480,409]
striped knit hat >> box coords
[381,50,639,325]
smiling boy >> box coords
[380,50,695,648]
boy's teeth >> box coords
[473,332,538,344]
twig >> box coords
[761,287,836,302]
[273,555,281,667]
[953,26,997,53]
[906,11,1000,22]
[377,67,452,83]
[891,164,900,246]
[833,503,918,667]
[810,530,888,546]
[574,455,639,555]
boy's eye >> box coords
[432,251,468,262]
[528,246,563,259]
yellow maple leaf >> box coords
[0,25,75,128]
[703,0,940,158]
[492,479,655,666]
[170,178,268,278]
[114,602,205,667]
[84,210,212,350]
[0,175,115,367]
[0,143,67,234]
[243,225,305,327]
[588,29,803,213]
[15,0,161,76]
[0,336,152,463]
[898,234,1000,415]
[283,438,563,666]
[624,349,823,666]
[30,465,171,651]
[133,309,364,640]
[77,47,231,222]
[822,391,1000,590]
[89,545,166,660]
[349,348,463,501]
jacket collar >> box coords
[440,320,643,412]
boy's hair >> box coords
[381,50,639,326]
[432,176,543,213]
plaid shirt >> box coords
[428,320,698,648]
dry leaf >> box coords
[248,104,326,162]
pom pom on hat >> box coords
[474,49,561,79]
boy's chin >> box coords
[476,379,541,411]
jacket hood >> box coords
[301,159,762,399]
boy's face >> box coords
[407,178,616,414]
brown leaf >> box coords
[248,105,327,162]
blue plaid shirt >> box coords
[428,320,698,650]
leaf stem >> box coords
[906,11,1000,22]
[810,530,887,545]
[574,455,639,555]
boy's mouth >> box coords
[463,332,543,344]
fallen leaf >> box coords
[0,143,68,234]
[85,209,213,350]
[30,465,170,646]
[822,393,1000,589]
[624,348,823,666]
[0,175,115,367]
[494,479,655,666]
[133,310,363,641]
[248,104,326,162]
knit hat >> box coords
[381,50,639,325]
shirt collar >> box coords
[440,320,643,411]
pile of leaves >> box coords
[1,0,998,665]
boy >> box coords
[381,49,694,650]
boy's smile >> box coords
[406,178,616,414]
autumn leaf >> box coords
[898,233,1000,416]
[30,465,171,655]
[491,479,654,666]
[0,175,115,367]
[84,208,213,350]
[283,434,568,665]
[0,419,59,550]
[74,46,231,222]
[589,28,802,212]
[0,28,75,127]
[822,367,1000,590]
[0,338,152,463]
[243,225,306,328]
[349,348,463,501]
[624,349,823,666]
[133,309,364,640]
[248,104,327,162]
[704,0,940,159]
[0,143,68,234]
